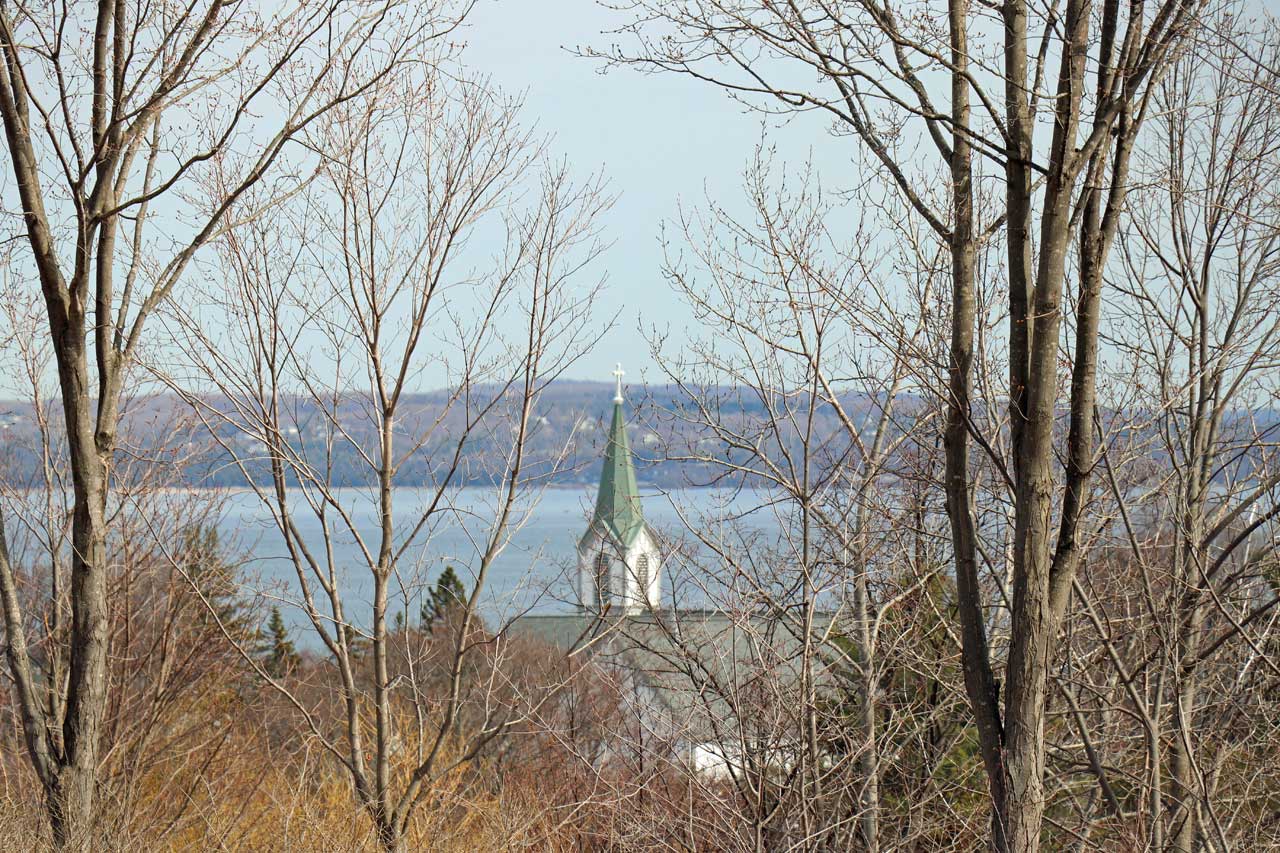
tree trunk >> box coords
[50,329,112,850]
[944,3,1010,848]
[853,565,879,853]
[376,816,403,853]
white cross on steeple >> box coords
[612,363,625,403]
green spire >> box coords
[588,399,646,548]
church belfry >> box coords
[577,365,661,614]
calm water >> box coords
[217,486,774,641]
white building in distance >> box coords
[576,365,661,615]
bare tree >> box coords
[0,274,272,848]
[1048,16,1280,849]
[604,155,958,850]
[594,0,1207,845]
[166,62,609,851]
[0,0,452,845]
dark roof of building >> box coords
[510,608,844,742]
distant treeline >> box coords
[6,381,1275,491]
[0,381,913,490]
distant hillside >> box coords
[0,381,909,490]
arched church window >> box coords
[636,555,650,593]
[594,551,611,609]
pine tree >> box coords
[179,524,250,638]
[420,565,467,631]
[264,607,299,676]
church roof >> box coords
[586,398,647,549]
[510,609,841,745]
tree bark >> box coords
[944,3,1009,848]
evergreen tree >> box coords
[264,607,299,676]
[420,565,467,630]
[178,524,250,638]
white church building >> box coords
[512,367,835,779]
[575,366,662,615]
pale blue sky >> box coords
[459,0,847,387]
[0,1,854,396]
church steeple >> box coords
[591,390,646,548]
[577,366,661,614]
